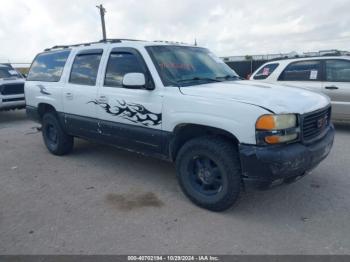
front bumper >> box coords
[0,94,25,110]
[239,124,335,185]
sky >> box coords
[0,0,349,63]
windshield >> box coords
[146,45,239,86]
[0,66,21,80]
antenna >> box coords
[96,4,107,40]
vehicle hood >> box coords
[179,81,330,114]
[0,78,25,84]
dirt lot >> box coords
[0,110,350,254]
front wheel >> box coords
[42,112,74,156]
[176,136,241,212]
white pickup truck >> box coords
[0,64,25,111]
[25,39,335,211]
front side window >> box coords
[27,50,70,82]
[104,52,145,87]
[279,60,321,81]
[253,63,279,80]
[146,45,239,86]
[326,60,350,82]
[69,52,102,86]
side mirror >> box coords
[122,73,146,89]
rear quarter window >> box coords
[253,63,279,80]
[27,50,71,82]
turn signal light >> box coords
[256,115,276,130]
[264,134,298,144]
[256,114,297,130]
[265,135,280,144]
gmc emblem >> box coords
[317,115,328,129]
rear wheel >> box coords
[176,136,241,212]
[42,112,74,155]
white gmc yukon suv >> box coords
[25,39,335,211]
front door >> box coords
[94,47,164,155]
[323,59,350,121]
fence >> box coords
[226,60,267,79]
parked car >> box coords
[250,56,350,123]
[25,40,334,211]
[0,64,25,111]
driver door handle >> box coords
[325,86,339,90]
[97,95,108,103]
[65,92,74,99]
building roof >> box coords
[222,50,350,62]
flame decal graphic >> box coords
[88,100,161,127]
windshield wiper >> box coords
[178,77,222,84]
[216,75,240,80]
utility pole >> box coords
[96,4,107,40]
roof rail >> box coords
[99,38,144,43]
[154,40,190,45]
[44,39,144,51]
[44,41,101,51]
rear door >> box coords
[277,60,323,92]
[62,48,104,138]
[95,47,164,155]
[323,59,350,121]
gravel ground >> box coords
[0,110,349,254]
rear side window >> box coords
[279,60,321,81]
[104,52,145,87]
[69,52,102,86]
[326,60,350,82]
[253,63,279,80]
[27,50,70,82]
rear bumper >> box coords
[239,124,335,185]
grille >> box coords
[302,107,331,142]
[0,83,24,95]
[2,97,24,102]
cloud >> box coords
[0,0,349,62]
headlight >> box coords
[256,114,297,130]
[256,114,299,144]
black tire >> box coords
[284,174,303,184]
[257,181,273,190]
[42,112,74,156]
[176,136,241,212]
